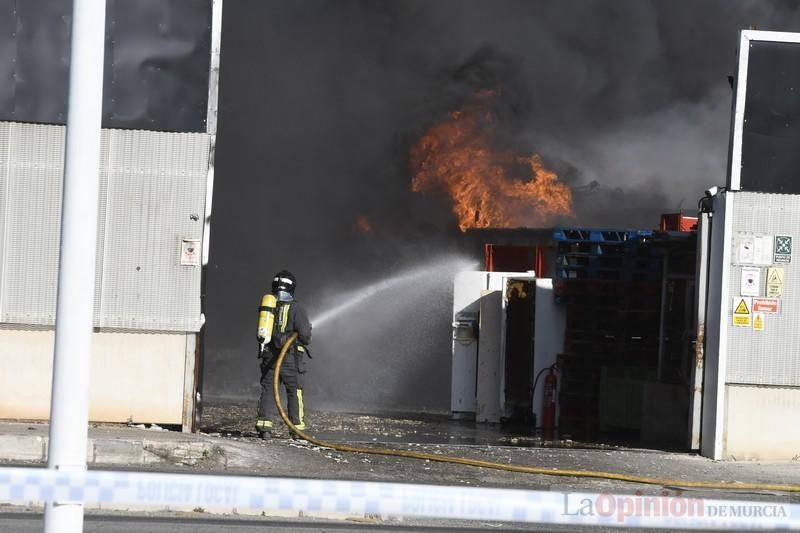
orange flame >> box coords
[354,215,372,234]
[411,95,573,231]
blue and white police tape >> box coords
[0,466,798,529]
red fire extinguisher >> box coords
[542,366,557,441]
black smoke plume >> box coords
[204,0,800,411]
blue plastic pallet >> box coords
[555,265,662,282]
[553,228,653,243]
[556,242,632,256]
[556,254,662,268]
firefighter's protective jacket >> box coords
[267,299,312,356]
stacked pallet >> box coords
[553,228,663,440]
[553,228,661,282]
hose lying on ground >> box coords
[273,333,800,493]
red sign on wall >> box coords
[752,298,779,314]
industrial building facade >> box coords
[703,192,800,459]
[0,0,222,429]
[701,30,800,460]
[448,30,800,461]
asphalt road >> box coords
[0,510,744,533]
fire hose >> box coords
[273,333,800,493]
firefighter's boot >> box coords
[255,419,273,439]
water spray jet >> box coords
[311,255,478,328]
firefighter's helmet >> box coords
[271,270,296,295]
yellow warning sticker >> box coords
[753,312,765,331]
[732,297,752,327]
[766,267,784,298]
[733,297,751,315]
[733,314,751,327]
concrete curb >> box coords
[0,430,361,519]
[0,432,220,467]
[0,430,244,517]
[0,435,46,463]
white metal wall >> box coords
[725,192,800,386]
[702,192,733,459]
[703,191,800,460]
[0,124,65,325]
[96,129,208,331]
[0,121,208,332]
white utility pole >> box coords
[44,0,107,531]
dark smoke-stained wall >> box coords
[205,0,800,411]
[0,0,212,132]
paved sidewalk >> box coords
[2,406,800,519]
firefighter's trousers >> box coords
[258,350,306,430]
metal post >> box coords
[44,1,107,531]
[688,211,711,450]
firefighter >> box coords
[255,270,312,438]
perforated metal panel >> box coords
[0,123,64,325]
[726,192,800,386]
[93,130,112,323]
[0,122,208,332]
[96,129,208,331]
[0,123,6,315]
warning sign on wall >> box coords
[766,267,784,298]
[753,312,765,331]
[736,233,774,265]
[775,235,792,264]
[180,239,201,266]
[753,235,774,265]
[738,235,754,264]
[732,297,752,327]
[740,267,761,297]
[752,297,780,314]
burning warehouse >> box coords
[1,0,799,469]
[395,54,694,446]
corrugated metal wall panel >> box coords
[97,129,207,331]
[93,130,112,323]
[726,192,800,386]
[0,123,63,325]
[0,122,207,332]
[0,122,7,314]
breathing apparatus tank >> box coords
[257,293,278,352]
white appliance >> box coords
[450,271,537,422]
